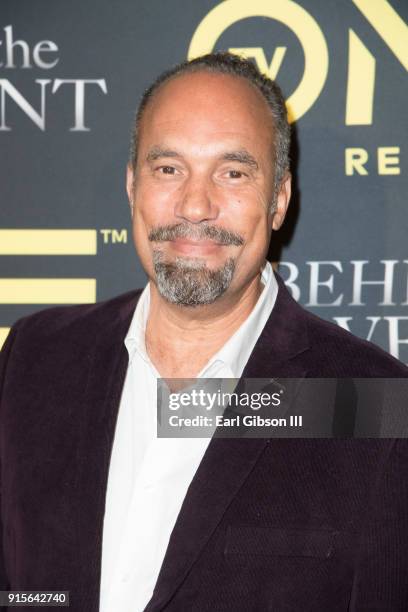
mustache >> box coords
[148,223,244,247]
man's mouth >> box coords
[148,223,244,247]
[169,237,223,255]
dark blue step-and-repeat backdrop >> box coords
[0,0,407,361]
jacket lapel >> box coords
[73,292,140,611]
[144,436,269,612]
[145,273,311,611]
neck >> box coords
[145,274,263,378]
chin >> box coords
[152,253,236,307]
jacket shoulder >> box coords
[273,273,407,377]
[302,307,407,377]
[6,289,142,345]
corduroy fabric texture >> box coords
[1,273,407,612]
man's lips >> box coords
[167,237,224,255]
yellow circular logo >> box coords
[188,0,329,122]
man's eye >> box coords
[227,170,245,179]
[157,166,177,175]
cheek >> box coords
[221,181,270,219]
[223,193,270,243]
[131,186,178,267]
[132,183,176,230]
[224,205,271,268]
[241,221,271,261]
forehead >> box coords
[138,71,275,154]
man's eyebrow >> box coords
[221,150,259,170]
[145,146,259,170]
[146,146,181,162]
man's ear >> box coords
[272,173,291,230]
[126,163,135,216]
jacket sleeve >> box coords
[0,324,20,601]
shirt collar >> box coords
[196,261,277,378]
[124,261,278,377]
[124,282,151,365]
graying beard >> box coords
[153,252,235,306]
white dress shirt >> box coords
[99,262,278,612]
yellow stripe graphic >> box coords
[345,31,376,125]
[352,0,408,71]
[0,327,10,350]
[0,279,96,304]
[0,229,97,255]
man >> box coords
[1,53,408,612]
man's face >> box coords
[127,71,291,306]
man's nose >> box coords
[174,174,219,224]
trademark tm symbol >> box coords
[99,229,128,244]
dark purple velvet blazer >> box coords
[1,274,408,612]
